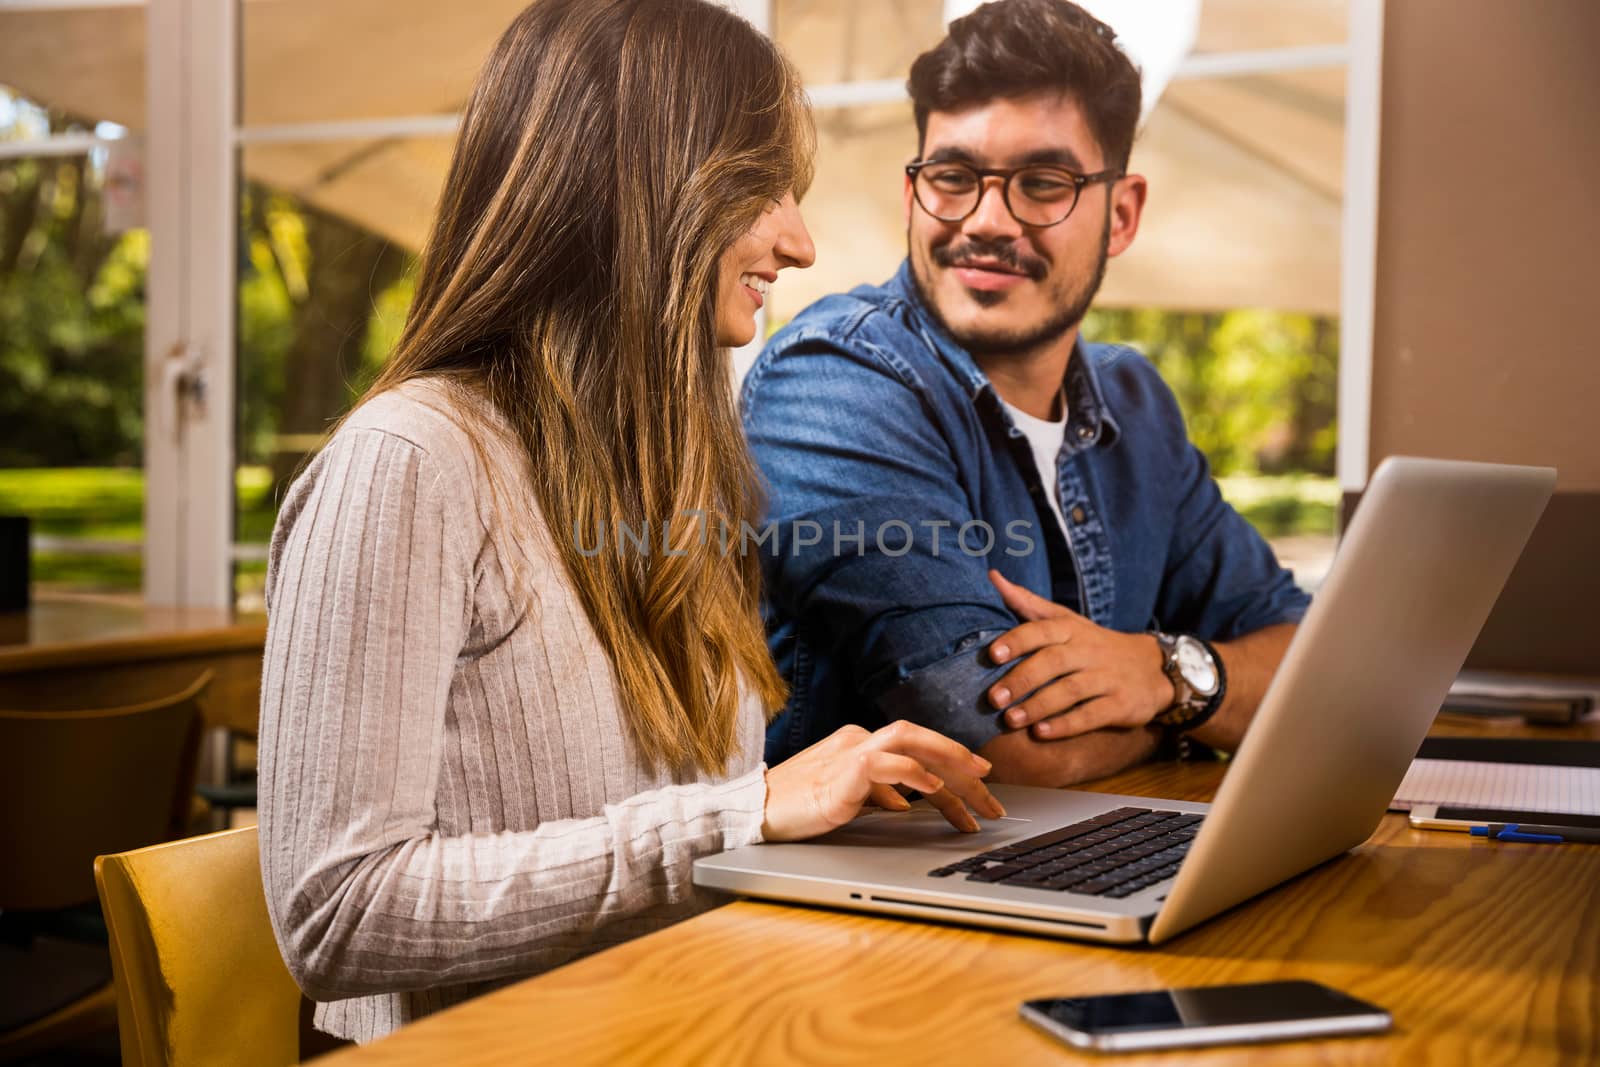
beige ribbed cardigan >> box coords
[257,380,769,1042]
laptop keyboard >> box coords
[926,806,1204,898]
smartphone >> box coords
[1409,804,1600,832]
[1019,980,1392,1052]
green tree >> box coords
[1084,308,1339,478]
[0,113,145,467]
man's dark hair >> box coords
[907,0,1142,171]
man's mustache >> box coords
[931,238,1049,281]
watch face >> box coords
[1175,637,1218,696]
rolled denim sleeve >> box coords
[743,335,1015,751]
[873,629,1017,752]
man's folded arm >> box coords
[744,336,1027,755]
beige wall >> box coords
[1372,1,1600,490]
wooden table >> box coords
[318,717,1600,1066]
[0,592,266,732]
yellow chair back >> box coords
[95,826,300,1067]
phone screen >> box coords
[1026,980,1384,1035]
[1435,806,1600,829]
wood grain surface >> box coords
[0,593,265,670]
[314,720,1600,1066]
[0,593,266,732]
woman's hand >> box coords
[761,720,1007,842]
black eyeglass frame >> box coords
[904,159,1124,228]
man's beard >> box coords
[910,216,1110,360]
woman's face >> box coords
[714,191,816,348]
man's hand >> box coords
[985,569,1174,740]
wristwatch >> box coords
[1152,631,1225,732]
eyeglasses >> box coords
[905,159,1122,228]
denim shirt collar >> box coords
[886,260,1122,451]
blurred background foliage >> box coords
[1085,307,1338,479]
[1,94,1337,595]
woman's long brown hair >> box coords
[359,0,812,774]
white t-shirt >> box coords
[1000,394,1071,542]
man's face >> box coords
[905,91,1145,357]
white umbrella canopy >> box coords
[0,0,521,127]
[1103,69,1344,314]
[0,0,1346,315]
[0,0,510,251]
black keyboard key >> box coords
[978,846,1033,860]
[1115,859,1164,878]
[1040,875,1083,890]
[1005,873,1057,887]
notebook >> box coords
[1392,738,1600,816]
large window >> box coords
[3,0,1377,607]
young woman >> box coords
[257,0,1002,1043]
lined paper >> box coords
[1394,758,1600,815]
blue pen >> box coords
[1469,823,1567,844]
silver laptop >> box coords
[695,457,1555,944]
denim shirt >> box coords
[742,261,1311,762]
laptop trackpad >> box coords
[814,808,1032,848]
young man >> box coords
[742,0,1311,786]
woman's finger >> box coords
[919,783,981,833]
[867,781,912,812]
[860,749,947,798]
[862,750,1000,828]
[862,722,1006,820]
[867,719,989,768]
[940,774,1008,821]
[866,720,991,777]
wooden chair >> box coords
[0,672,210,1061]
[96,826,301,1067]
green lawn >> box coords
[0,466,279,594]
[0,467,1339,596]
[1215,473,1340,538]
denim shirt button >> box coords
[1070,505,1088,525]
[1076,424,1095,442]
